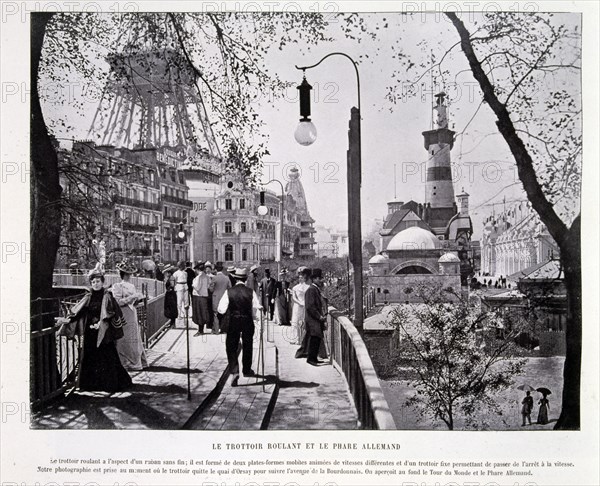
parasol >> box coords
[536,387,552,396]
[517,384,536,392]
[141,259,156,271]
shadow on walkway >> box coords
[142,365,203,374]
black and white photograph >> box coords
[27,6,586,432]
[1,1,599,485]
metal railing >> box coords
[30,295,85,410]
[326,307,396,430]
[363,287,376,317]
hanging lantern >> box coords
[294,74,317,146]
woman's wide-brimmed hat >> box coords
[162,264,175,274]
[87,268,104,280]
[116,261,137,274]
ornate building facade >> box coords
[56,141,193,268]
[212,168,316,266]
[480,202,559,277]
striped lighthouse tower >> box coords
[422,93,455,209]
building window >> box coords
[225,222,232,233]
[241,222,247,233]
[225,244,233,261]
[225,199,232,210]
[242,248,248,261]
[239,198,246,209]
[215,249,218,261]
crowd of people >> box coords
[161,260,331,384]
[55,260,331,392]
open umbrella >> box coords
[536,387,552,396]
[141,259,156,271]
[517,384,536,392]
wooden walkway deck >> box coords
[32,319,358,430]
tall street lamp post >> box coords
[294,52,364,329]
[257,179,285,278]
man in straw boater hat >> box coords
[246,264,260,294]
[217,268,262,386]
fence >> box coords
[363,287,376,317]
[140,293,169,346]
[53,270,165,298]
[30,295,84,410]
[326,307,396,430]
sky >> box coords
[42,11,581,242]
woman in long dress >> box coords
[294,267,328,359]
[56,270,132,392]
[112,262,148,371]
[275,270,291,326]
[537,395,550,425]
[290,267,309,345]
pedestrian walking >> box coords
[191,261,211,335]
[521,391,533,426]
[291,267,309,345]
[173,261,189,319]
[537,395,550,424]
[210,262,231,334]
[55,269,132,392]
[259,269,277,321]
[246,264,260,294]
[217,268,262,386]
[303,268,328,367]
[113,261,148,371]
[162,265,178,328]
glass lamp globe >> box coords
[294,120,317,146]
[257,205,269,216]
[178,231,186,239]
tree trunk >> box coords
[555,216,581,430]
[31,12,61,299]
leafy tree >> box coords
[386,285,526,430]
[31,12,331,298]
[375,12,581,430]
[443,12,581,431]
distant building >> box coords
[314,226,349,258]
[480,201,558,276]
[372,93,477,298]
[212,167,316,266]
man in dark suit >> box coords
[217,268,262,385]
[304,268,327,366]
[185,261,195,297]
[210,262,231,334]
[259,268,277,320]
